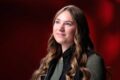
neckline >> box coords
[62,44,75,58]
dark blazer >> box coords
[39,46,106,80]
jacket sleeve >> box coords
[86,54,106,80]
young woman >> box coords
[31,5,106,80]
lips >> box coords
[56,32,65,37]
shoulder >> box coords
[88,53,103,63]
[86,52,106,80]
[87,52,105,68]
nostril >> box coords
[59,25,65,32]
[59,28,65,32]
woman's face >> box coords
[53,10,77,45]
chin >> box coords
[55,39,65,44]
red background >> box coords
[0,0,120,80]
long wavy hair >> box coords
[31,5,94,80]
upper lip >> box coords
[56,32,65,36]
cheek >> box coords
[53,25,57,37]
[53,23,57,30]
[53,25,55,32]
[67,28,76,37]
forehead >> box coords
[55,10,74,21]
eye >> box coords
[65,22,72,26]
[54,20,60,24]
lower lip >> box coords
[57,33,65,37]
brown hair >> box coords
[31,5,93,80]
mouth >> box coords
[56,32,65,36]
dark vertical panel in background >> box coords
[0,0,119,80]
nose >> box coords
[59,23,65,32]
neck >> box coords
[61,43,74,53]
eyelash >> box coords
[54,20,60,24]
[65,23,72,26]
[54,20,72,26]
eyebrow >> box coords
[55,18,74,23]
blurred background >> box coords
[0,0,120,80]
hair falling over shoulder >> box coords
[31,35,91,80]
[31,34,58,80]
[31,5,93,80]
